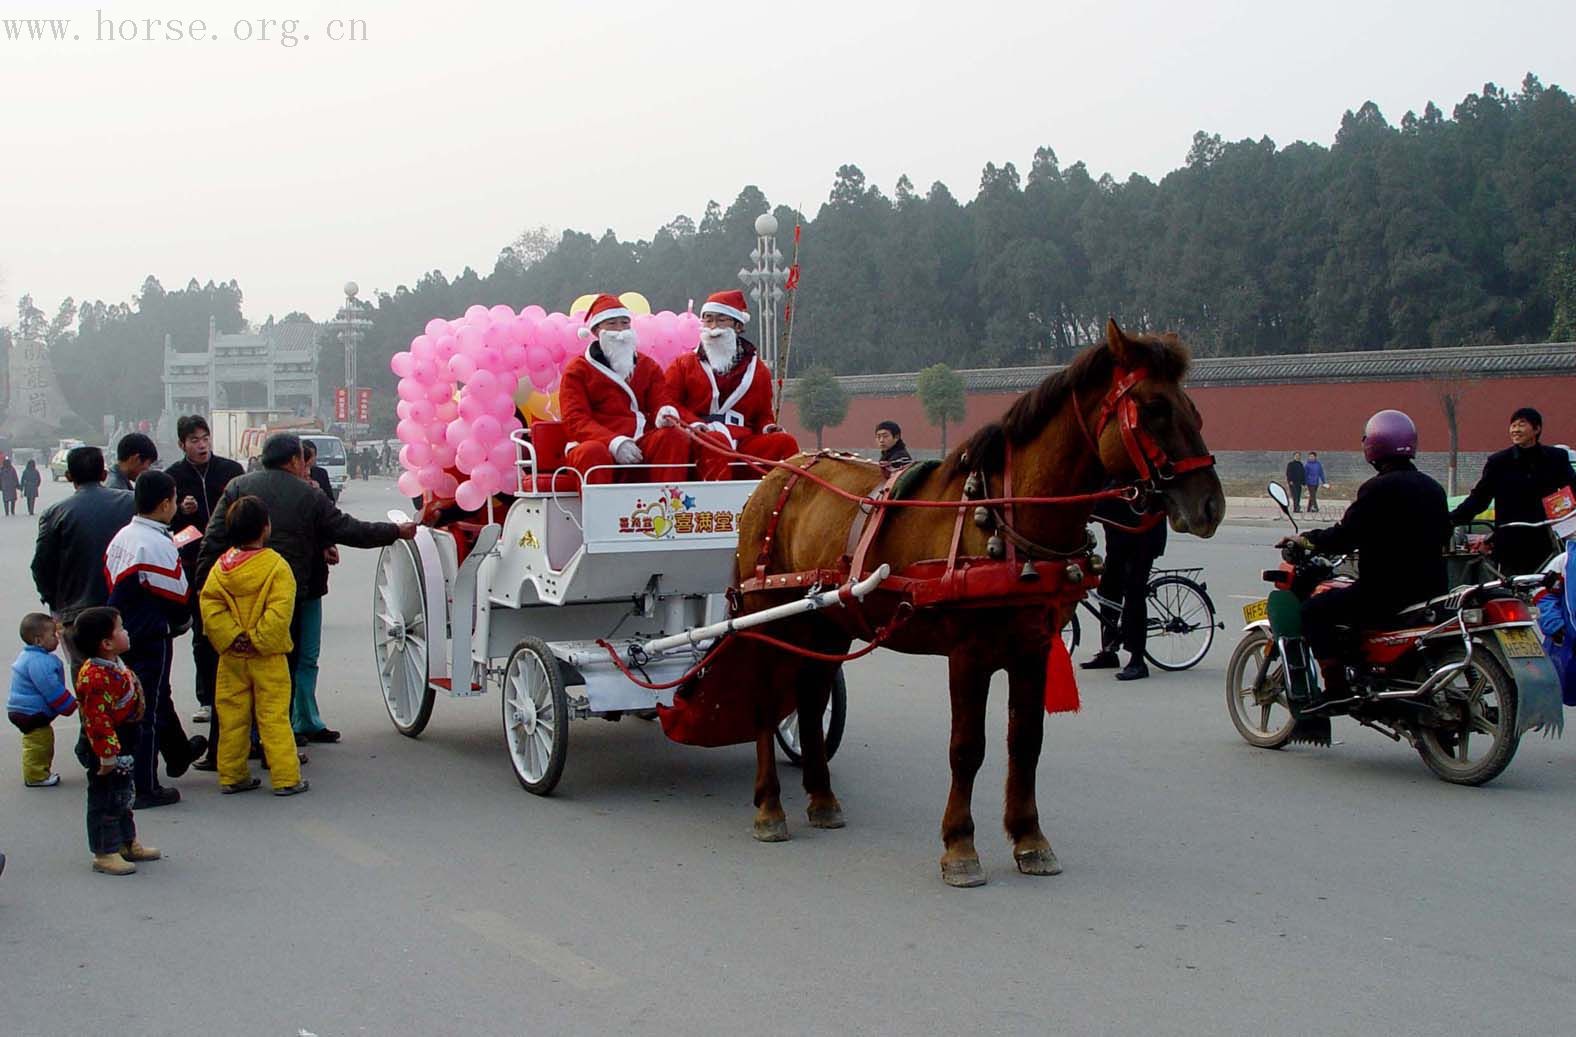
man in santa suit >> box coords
[665,289,800,481]
[560,293,694,484]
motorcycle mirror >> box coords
[1266,481,1298,531]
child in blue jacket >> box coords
[7,613,78,786]
[1534,540,1576,708]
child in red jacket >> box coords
[71,607,160,875]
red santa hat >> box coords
[577,293,634,339]
[700,289,749,324]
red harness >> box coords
[1082,366,1216,484]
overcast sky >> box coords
[2,0,1572,323]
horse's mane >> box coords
[944,333,1191,476]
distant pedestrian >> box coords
[31,447,136,683]
[106,433,158,491]
[1303,451,1327,513]
[1,458,19,515]
[71,606,161,875]
[875,421,912,467]
[7,613,77,787]
[1285,452,1305,513]
[21,460,41,515]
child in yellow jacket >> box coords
[199,495,306,796]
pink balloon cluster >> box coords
[389,302,705,513]
[627,310,704,369]
[390,303,589,511]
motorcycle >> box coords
[1225,483,1565,786]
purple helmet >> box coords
[1362,409,1418,465]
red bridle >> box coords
[1079,367,1216,486]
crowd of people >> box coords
[8,418,414,874]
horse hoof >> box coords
[807,804,845,829]
[1014,846,1062,876]
[753,817,790,843]
[940,857,987,888]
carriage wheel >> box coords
[372,542,435,737]
[776,667,848,765]
[503,638,569,795]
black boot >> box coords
[1316,659,1350,704]
[1081,650,1120,670]
[1116,656,1150,681]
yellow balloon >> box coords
[569,293,598,317]
[618,291,652,315]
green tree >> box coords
[794,366,848,449]
[1550,247,1576,340]
[916,363,966,452]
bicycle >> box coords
[1060,566,1221,670]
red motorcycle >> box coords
[1225,484,1565,786]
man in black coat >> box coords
[166,415,246,734]
[1285,452,1306,513]
[1082,497,1168,681]
[875,421,912,467]
[1290,411,1452,700]
[1449,407,1575,576]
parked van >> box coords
[301,434,349,501]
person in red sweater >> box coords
[71,607,161,875]
[665,289,799,480]
[559,293,694,484]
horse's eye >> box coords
[1143,398,1172,420]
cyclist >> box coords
[1083,496,1168,681]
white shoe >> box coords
[191,706,211,724]
[25,773,61,788]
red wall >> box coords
[779,375,1576,454]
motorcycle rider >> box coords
[1449,407,1576,576]
[1279,410,1452,701]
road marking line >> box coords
[452,909,620,991]
[295,820,392,868]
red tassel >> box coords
[1043,636,1081,715]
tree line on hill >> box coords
[8,73,1576,431]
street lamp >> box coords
[330,280,373,448]
[738,213,789,376]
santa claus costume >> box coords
[666,290,799,481]
[559,293,693,484]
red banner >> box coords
[333,387,349,422]
[355,388,372,424]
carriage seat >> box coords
[520,421,583,494]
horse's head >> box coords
[1095,319,1224,537]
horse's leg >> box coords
[797,659,844,829]
[940,650,991,888]
[1004,647,1061,877]
[752,675,789,842]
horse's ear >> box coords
[1106,317,1134,366]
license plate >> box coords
[1496,627,1545,659]
[1242,599,1268,624]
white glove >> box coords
[614,439,644,465]
[656,405,680,429]
[764,424,784,434]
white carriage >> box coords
[371,427,870,794]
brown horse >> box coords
[733,320,1225,886]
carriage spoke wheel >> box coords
[503,638,569,795]
[1416,646,1519,786]
[1225,629,1297,749]
[1144,576,1216,671]
[776,668,848,765]
[372,542,435,737]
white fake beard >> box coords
[700,328,738,373]
[599,329,638,379]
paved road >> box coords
[3,478,1573,1036]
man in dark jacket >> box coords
[166,415,246,731]
[31,447,135,682]
[107,432,159,491]
[875,421,912,466]
[1449,407,1576,576]
[196,433,418,750]
[1082,497,1168,681]
[1290,411,1451,700]
[1285,452,1306,513]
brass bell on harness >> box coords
[973,506,992,529]
[964,473,983,498]
[1019,562,1040,581]
[1065,562,1085,584]
[987,535,1006,560]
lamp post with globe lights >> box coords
[738,213,789,378]
[329,280,374,452]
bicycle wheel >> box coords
[1144,575,1216,671]
[1059,610,1081,655]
